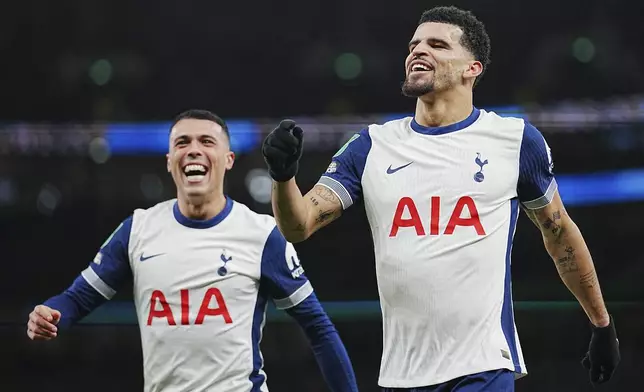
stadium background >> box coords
[1,0,643,390]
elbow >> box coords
[282,231,310,244]
[544,220,581,253]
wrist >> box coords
[591,314,611,328]
[268,169,295,183]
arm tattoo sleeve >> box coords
[555,246,579,275]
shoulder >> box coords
[226,200,282,246]
[230,202,294,263]
[367,117,412,136]
[476,109,527,132]
[229,200,277,231]
[341,117,411,142]
[342,117,411,151]
[131,199,176,227]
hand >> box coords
[262,119,304,182]
[581,314,620,385]
[27,305,61,341]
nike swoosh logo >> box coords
[386,162,413,174]
[140,253,164,262]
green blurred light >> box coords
[334,52,363,80]
[572,37,595,63]
[89,59,113,86]
[65,300,644,324]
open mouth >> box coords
[409,61,434,74]
[183,164,209,183]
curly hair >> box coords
[418,6,491,85]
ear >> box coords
[166,153,171,173]
[225,151,235,171]
[463,60,483,81]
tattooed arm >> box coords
[271,179,343,243]
[523,190,610,327]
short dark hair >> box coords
[418,6,491,85]
[170,109,230,141]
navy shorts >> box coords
[381,369,514,392]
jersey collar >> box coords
[173,196,234,229]
[410,107,480,135]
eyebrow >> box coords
[173,134,217,143]
[408,37,451,49]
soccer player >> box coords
[26,109,359,392]
[262,6,620,392]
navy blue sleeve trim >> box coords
[86,216,133,298]
[43,274,108,329]
[518,121,557,209]
[286,293,359,392]
[318,128,372,209]
[261,226,312,309]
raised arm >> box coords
[272,180,342,243]
[263,120,371,243]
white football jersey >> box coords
[318,108,556,388]
[79,197,313,392]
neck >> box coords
[414,88,474,128]
[177,192,227,220]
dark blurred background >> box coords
[1,0,643,391]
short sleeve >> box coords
[260,226,313,310]
[517,121,557,209]
[81,216,133,299]
[316,128,372,210]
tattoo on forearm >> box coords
[579,270,598,288]
[556,246,578,275]
[310,197,319,206]
[314,186,338,203]
[542,210,563,238]
[315,210,335,224]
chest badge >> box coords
[218,250,232,276]
[474,153,489,183]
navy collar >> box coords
[410,107,480,135]
[173,196,234,229]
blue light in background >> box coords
[105,121,260,154]
[102,121,644,207]
[557,168,644,206]
[105,123,169,154]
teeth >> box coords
[412,64,430,71]
[184,164,206,174]
[186,174,205,183]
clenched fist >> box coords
[27,305,61,341]
[262,119,304,182]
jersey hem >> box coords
[377,364,527,388]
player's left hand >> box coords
[581,315,620,385]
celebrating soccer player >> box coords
[27,109,359,392]
[262,6,620,391]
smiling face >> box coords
[166,118,234,204]
[402,22,482,98]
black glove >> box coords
[581,315,620,385]
[262,119,304,182]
